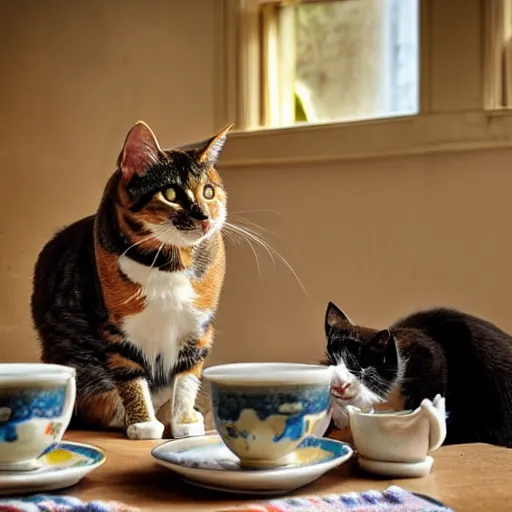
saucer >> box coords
[152,434,353,495]
[0,441,105,496]
[358,455,434,478]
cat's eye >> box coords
[203,184,215,200]
[163,187,177,202]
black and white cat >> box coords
[322,302,512,447]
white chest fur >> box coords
[118,256,206,375]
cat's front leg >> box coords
[169,362,205,439]
[116,378,164,440]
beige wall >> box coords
[213,148,512,366]
[1,1,511,370]
[0,0,216,361]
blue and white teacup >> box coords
[203,363,332,469]
[0,363,76,471]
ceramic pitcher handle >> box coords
[420,395,447,451]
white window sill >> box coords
[218,110,512,168]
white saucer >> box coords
[358,455,434,478]
[0,441,106,496]
[152,434,353,495]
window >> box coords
[261,0,419,128]
[216,0,512,168]
[483,0,512,109]
[224,0,419,130]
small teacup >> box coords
[0,363,76,471]
[203,362,332,469]
[346,395,447,477]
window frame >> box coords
[215,0,512,168]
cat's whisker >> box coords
[229,215,284,240]
[222,231,237,245]
[224,225,262,278]
[222,226,244,245]
[123,237,167,305]
[346,351,362,373]
[227,223,276,266]
[225,222,308,297]
[366,379,389,393]
[150,243,164,270]
[364,377,392,397]
[231,209,283,217]
[120,232,159,258]
[147,245,165,285]
[121,288,144,306]
[396,376,421,383]
[147,225,173,247]
[224,231,244,247]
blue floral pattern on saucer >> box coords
[0,441,106,497]
[38,442,105,470]
[152,434,353,495]
[4,441,104,473]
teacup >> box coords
[203,362,332,469]
[0,363,76,471]
[346,395,447,477]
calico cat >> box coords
[31,121,230,440]
[323,302,512,447]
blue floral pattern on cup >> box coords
[0,386,66,443]
[211,384,330,443]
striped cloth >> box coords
[216,486,453,511]
[0,495,139,512]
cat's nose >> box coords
[199,219,211,233]
[331,382,351,398]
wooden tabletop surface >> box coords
[61,430,512,511]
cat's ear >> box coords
[197,124,233,167]
[325,301,354,334]
[366,329,392,353]
[117,121,161,180]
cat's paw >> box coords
[171,410,205,439]
[126,420,165,440]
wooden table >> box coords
[61,430,512,511]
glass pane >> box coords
[290,0,419,125]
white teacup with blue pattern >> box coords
[0,363,76,471]
[203,363,333,469]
